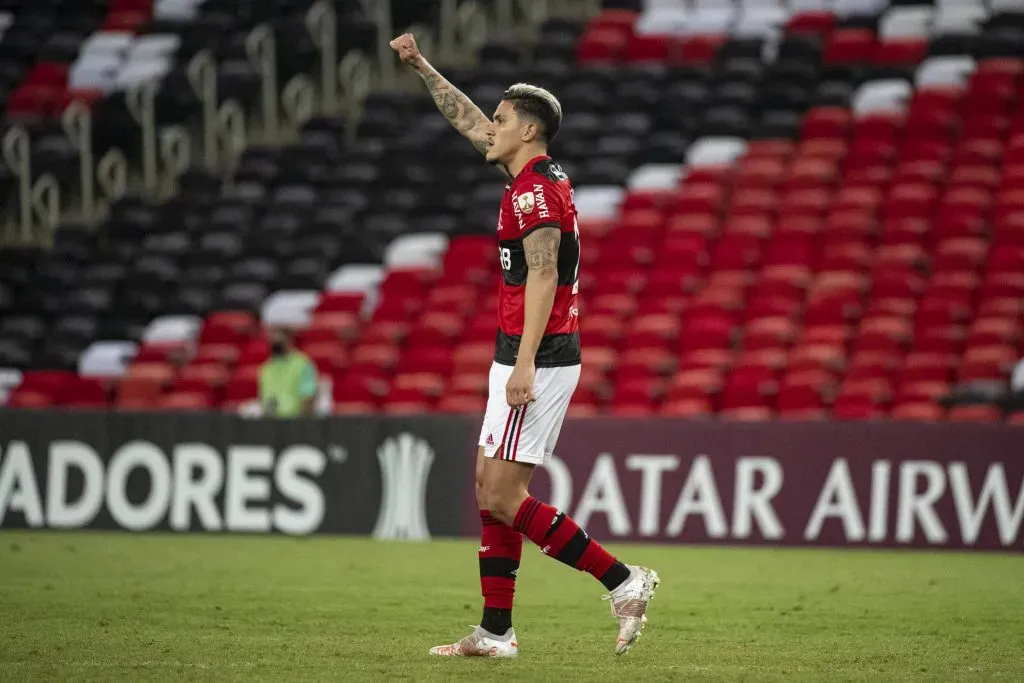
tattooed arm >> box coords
[518,226,561,364]
[419,63,491,155]
[390,33,498,163]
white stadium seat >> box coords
[260,290,322,329]
[635,8,689,36]
[326,264,385,293]
[682,7,737,36]
[78,341,139,378]
[642,0,685,10]
[740,0,786,8]
[933,5,988,34]
[789,0,833,12]
[686,137,748,167]
[915,56,977,88]
[835,0,890,18]
[572,186,626,221]
[627,164,684,192]
[384,233,449,269]
[114,56,173,90]
[735,10,788,38]
[155,0,209,21]
[142,315,202,344]
[738,6,791,29]
[691,0,729,9]
[0,367,22,406]
[880,7,935,40]
[80,32,134,57]
[991,0,1024,13]
[128,34,182,59]
[852,79,914,117]
[70,55,123,91]
[325,264,385,318]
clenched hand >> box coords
[506,362,537,408]
[390,33,422,66]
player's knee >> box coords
[478,482,500,517]
[487,498,519,525]
[480,484,520,525]
[478,481,502,518]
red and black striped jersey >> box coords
[494,155,581,368]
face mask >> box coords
[271,342,287,357]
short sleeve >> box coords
[512,177,563,239]
[297,359,318,398]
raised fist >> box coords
[390,33,422,65]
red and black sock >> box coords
[479,510,522,635]
[513,496,631,592]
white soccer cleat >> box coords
[428,626,519,658]
[604,565,660,655]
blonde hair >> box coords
[502,83,563,141]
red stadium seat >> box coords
[874,39,927,65]
[436,394,486,414]
[62,378,110,408]
[659,397,713,418]
[891,402,945,421]
[7,390,54,408]
[667,368,724,402]
[948,405,1003,423]
[224,375,259,404]
[831,395,885,421]
[175,363,230,398]
[450,372,488,396]
[159,391,214,411]
[316,292,365,314]
[202,310,257,343]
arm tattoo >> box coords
[421,69,486,137]
[523,227,561,275]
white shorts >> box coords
[478,362,581,465]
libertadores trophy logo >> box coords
[372,433,434,540]
[517,191,535,214]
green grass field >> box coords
[0,532,1021,682]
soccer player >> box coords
[390,33,660,657]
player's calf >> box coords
[511,495,633,593]
[478,509,521,637]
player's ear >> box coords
[521,121,538,143]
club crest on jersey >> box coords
[516,192,535,214]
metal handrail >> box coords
[0,0,597,246]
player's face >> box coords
[486,100,524,166]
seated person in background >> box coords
[259,327,318,418]
[1012,358,1024,394]
[1005,357,1024,413]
